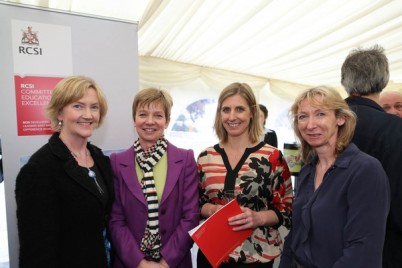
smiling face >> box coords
[220,94,252,139]
[57,87,100,141]
[134,101,170,150]
[297,98,345,151]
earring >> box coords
[58,121,63,129]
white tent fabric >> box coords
[2,2,401,265]
[4,0,402,99]
[138,0,402,90]
[5,0,402,153]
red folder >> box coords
[189,199,253,268]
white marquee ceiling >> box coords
[5,0,402,90]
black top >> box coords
[15,132,114,268]
[263,129,278,148]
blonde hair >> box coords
[290,86,356,164]
[214,82,263,143]
[46,76,108,130]
[132,88,173,121]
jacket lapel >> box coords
[89,146,114,203]
[120,147,148,206]
[49,133,104,200]
[160,143,181,204]
[63,154,103,199]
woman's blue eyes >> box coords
[222,107,245,113]
[138,113,164,118]
[298,115,307,120]
[72,104,99,110]
[298,112,326,121]
[72,104,83,110]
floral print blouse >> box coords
[197,142,293,264]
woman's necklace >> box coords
[71,150,104,194]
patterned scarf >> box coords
[134,137,168,260]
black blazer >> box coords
[15,132,114,268]
[346,96,402,267]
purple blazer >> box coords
[109,142,199,268]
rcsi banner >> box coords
[11,20,72,76]
[11,20,72,136]
[14,76,63,136]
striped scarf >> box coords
[134,137,167,260]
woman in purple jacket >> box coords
[280,86,390,268]
[109,88,199,268]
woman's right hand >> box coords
[201,203,223,218]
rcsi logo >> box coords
[19,26,42,55]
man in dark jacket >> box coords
[259,104,278,147]
[341,45,402,268]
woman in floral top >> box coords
[197,82,293,268]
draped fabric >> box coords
[134,137,168,260]
[7,0,402,92]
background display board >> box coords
[0,3,139,266]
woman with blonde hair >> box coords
[109,88,199,268]
[280,86,390,268]
[16,75,114,267]
[198,82,293,267]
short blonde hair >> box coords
[290,86,356,164]
[46,76,108,130]
[214,82,263,144]
[132,88,173,121]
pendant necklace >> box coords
[72,150,104,194]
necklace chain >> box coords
[71,150,104,194]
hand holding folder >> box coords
[189,199,253,268]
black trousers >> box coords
[197,249,273,268]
